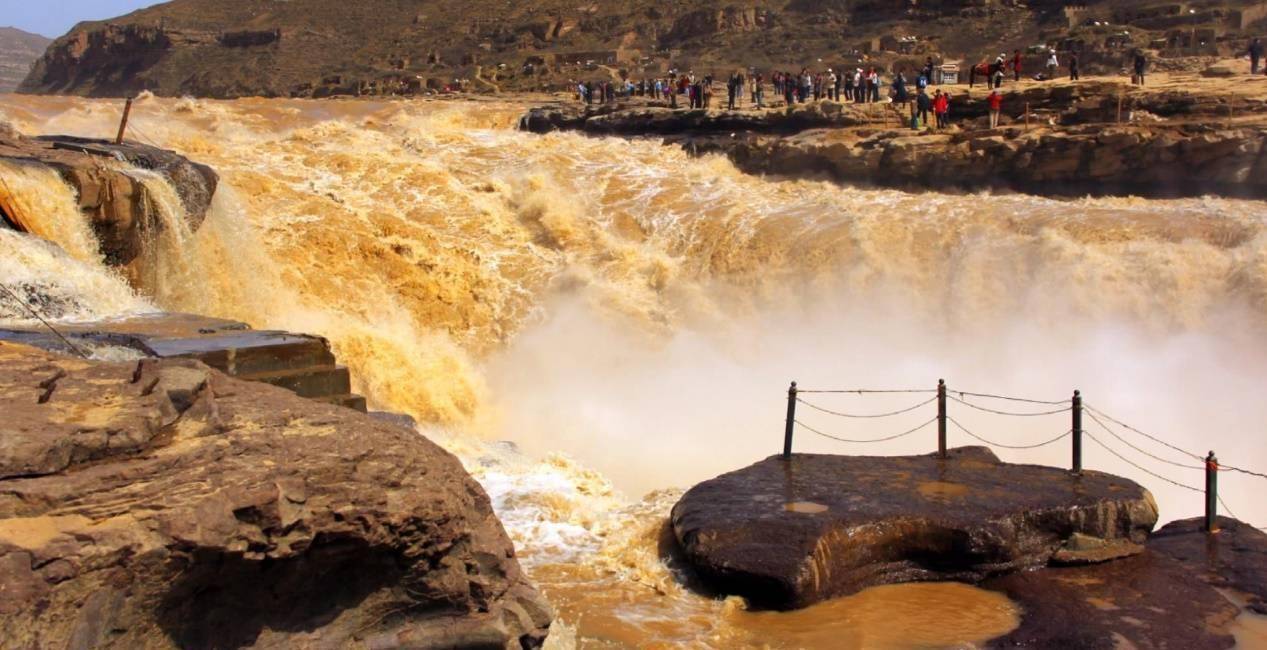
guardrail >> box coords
[781,379,1264,534]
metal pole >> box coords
[937,379,947,458]
[1206,451,1219,533]
[1072,390,1083,473]
[115,97,134,145]
[783,381,798,460]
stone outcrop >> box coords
[983,550,1241,649]
[984,517,1267,648]
[1149,516,1267,614]
[670,447,1158,610]
[0,342,552,648]
[0,127,218,270]
[687,122,1267,198]
[0,312,369,412]
[520,100,870,135]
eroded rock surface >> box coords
[520,101,869,135]
[0,128,218,270]
[687,123,1267,198]
[0,342,551,648]
[670,447,1158,610]
[984,550,1239,649]
[1150,516,1267,614]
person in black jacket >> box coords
[1250,38,1264,75]
[1133,51,1148,86]
[1069,51,1080,81]
[916,88,932,128]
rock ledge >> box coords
[670,447,1158,610]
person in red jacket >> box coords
[987,89,1003,129]
[934,90,950,129]
[1011,49,1023,82]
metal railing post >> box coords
[1206,451,1219,533]
[783,381,798,459]
[937,379,947,458]
[1072,390,1083,473]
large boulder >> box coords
[670,447,1158,610]
[0,342,552,648]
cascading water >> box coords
[3,93,1267,647]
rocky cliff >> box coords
[0,27,49,94]
[0,342,552,648]
[17,0,1267,98]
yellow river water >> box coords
[2,93,1267,647]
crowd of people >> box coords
[571,37,1264,132]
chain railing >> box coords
[780,379,1266,534]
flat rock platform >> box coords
[670,446,1158,610]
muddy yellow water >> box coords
[537,564,1018,649]
[4,93,1267,647]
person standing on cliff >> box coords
[1011,50,1023,83]
[934,89,950,129]
[1133,51,1148,85]
[987,88,1003,129]
[1250,38,1264,75]
[893,71,910,107]
[1046,48,1059,81]
[1069,51,1080,81]
[916,87,932,129]
[991,55,1006,89]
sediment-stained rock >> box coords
[686,123,1267,198]
[670,447,1158,610]
[520,101,869,135]
[0,128,218,270]
[0,342,552,648]
[983,550,1240,649]
[1150,516,1267,614]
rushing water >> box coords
[3,93,1267,647]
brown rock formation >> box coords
[983,550,1241,649]
[1150,516,1267,614]
[670,447,1158,610]
[688,122,1267,198]
[0,129,218,271]
[984,518,1267,648]
[520,100,870,135]
[0,342,552,648]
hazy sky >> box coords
[1,0,161,38]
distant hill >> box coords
[16,0,1267,99]
[0,27,51,93]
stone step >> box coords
[316,394,369,413]
[0,314,370,414]
[146,332,337,378]
[240,365,351,399]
